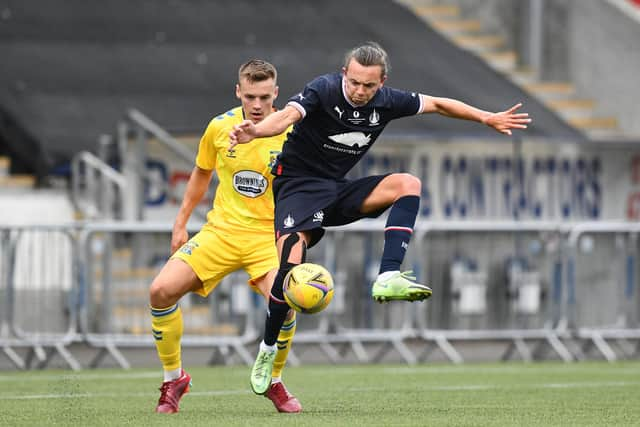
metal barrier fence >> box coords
[77,222,259,369]
[0,225,82,370]
[295,221,576,365]
[566,223,640,361]
[1,221,639,370]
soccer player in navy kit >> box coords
[230,42,532,394]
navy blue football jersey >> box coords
[272,72,422,179]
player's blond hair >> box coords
[238,59,277,84]
[344,42,390,77]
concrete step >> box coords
[429,18,483,35]
[93,266,159,282]
[0,188,75,224]
[581,128,626,141]
[394,0,439,9]
[0,156,9,176]
[452,34,506,53]
[0,174,36,189]
[546,98,596,110]
[546,98,597,120]
[522,82,576,101]
[478,50,517,72]
[567,116,619,130]
[414,4,460,19]
[400,0,623,140]
[568,116,620,140]
[508,68,537,85]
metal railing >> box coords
[0,225,83,370]
[71,109,206,221]
[566,222,640,361]
[71,151,128,220]
[76,221,257,369]
[1,221,639,370]
[122,109,208,221]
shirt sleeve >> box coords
[195,119,218,171]
[286,76,325,119]
[388,87,423,120]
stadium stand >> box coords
[5,1,639,372]
[0,0,584,180]
[399,0,622,139]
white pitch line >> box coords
[1,381,638,401]
[378,366,640,375]
[347,381,640,393]
[0,371,161,382]
[0,389,250,401]
[2,366,638,383]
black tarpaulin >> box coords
[0,0,584,172]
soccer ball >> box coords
[283,263,334,314]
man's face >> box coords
[342,58,386,107]
[236,77,278,123]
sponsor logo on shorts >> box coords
[233,170,268,198]
[283,214,295,229]
[179,240,199,255]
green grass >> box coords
[1,361,639,426]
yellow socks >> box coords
[272,312,296,379]
[151,304,183,373]
[151,304,295,381]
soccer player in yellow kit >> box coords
[149,60,300,414]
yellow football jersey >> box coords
[196,106,290,233]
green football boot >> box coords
[372,271,432,303]
[250,347,276,395]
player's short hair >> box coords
[344,42,390,77]
[238,59,277,84]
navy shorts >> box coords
[272,174,390,248]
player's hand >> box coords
[483,103,531,136]
[229,120,258,151]
[170,226,189,254]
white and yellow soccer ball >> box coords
[283,263,334,314]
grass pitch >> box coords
[1,361,639,426]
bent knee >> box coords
[149,280,179,308]
[392,173,421,196]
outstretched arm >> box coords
[229,104,302,150]
[420,95,531,136]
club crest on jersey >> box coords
[369,109,380,125]
[283,214,295,229]
[328,132,371,147]
[226,148,236,158]
[233,170,268,198]
[268,150,280,168]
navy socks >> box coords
[379,195,420,274]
